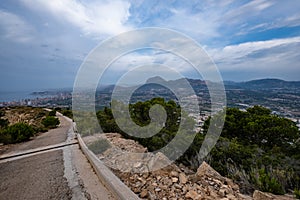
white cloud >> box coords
[210,37,300,64]
[159,8,220,39]
[223,0,273,24]
[0,10,34,43]
[208,37,300,79]
[21,0,132,37]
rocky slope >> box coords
[83,133,296,200]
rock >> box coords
[152,182,158,187]
[148,152,172,171]
[185,190,200,200]
[172,177,179,183]
[225,178,239,191]
[208,186,220,199]
[220,185,232,195]
[148,191,156,200]
[137,177,146,185]
[174,183,182,189]
[238,193,253,200]
[170,171,179,177]
[197,161,223,180]
[253,190,274,200]
[179,173,188,184]
[219,188,227,197]
[161,177,173,187]
[226,193,237,200]
[94,133,251,200]
[156,175,161,181]
[140,189,148,198]
[133,162,142,168]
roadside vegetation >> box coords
[97,99,300,196]
[0,107,60,144]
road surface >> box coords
[0,114,115,200]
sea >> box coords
[0,91,39,102]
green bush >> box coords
[252,168,285,195]
[42,116,59,128]
[48,110,56,116]
[0,130,12,144]
[54,107,62,111]
[61,110,73,119]
[2,123,35,143]
[294,188,300,199]
[88,138,111,154]
[0,118,8,129]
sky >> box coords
[0,0,300,91]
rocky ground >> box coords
[83,133,297,200]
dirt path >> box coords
[0,114,115,200]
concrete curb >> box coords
[77,134,140,200]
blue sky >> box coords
[0,0,300,91]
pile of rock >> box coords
[114,161,251,200]
[84,133,296,200]
[84,133,250,199]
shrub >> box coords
[0,118,8,129]
[54,107,62,111]
[294,188,300,199]
[42,116,59,128]
[61,110,73,119]
[3,123,35,143]
[48,110,56,116]
[252,168,285,195]
[0,131,12,144]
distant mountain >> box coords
[146,76,167,84]
[96,77,300,94]
[241,78,300,89]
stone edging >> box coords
[77,133,140,200]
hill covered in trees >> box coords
[96,99,300,195]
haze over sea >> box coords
[0,91,36,102]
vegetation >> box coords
[295,188,300,199]
[54,107,73,120]
[48,110,56,116]
[1,123,35,143]
[0,107,60,144]
[97,100,300,195]
[97,98,184,151]
[61,109,73,120]
[198,106,300,194]
[42,116,60,128]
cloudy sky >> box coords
[0,0,300,91]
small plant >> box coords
[42,116,59,128]
[252,168,285,195]
[88,138,111,155]
[48,110,56,116]
[295,188,300,199]
[61,110,73,119]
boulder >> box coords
[253,190,274,200]
[196,161,223,180]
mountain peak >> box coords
[146,76,167,84]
